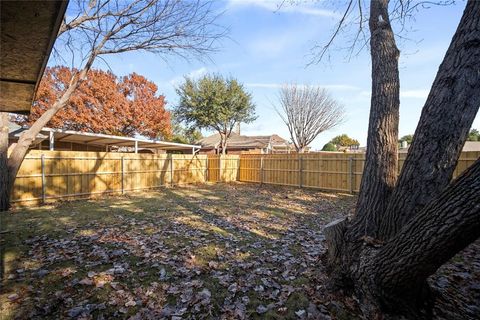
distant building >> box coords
[399,141,480,153]
[197,132,295,154]
[461,141,480,152]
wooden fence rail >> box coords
[12,150,479,206]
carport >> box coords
[40,128,201,154]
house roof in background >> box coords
[398,141,480,153]
[462,141,480,152]
[198,132,291,149]
[0,0,68,113]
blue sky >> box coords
[80,0,477,150]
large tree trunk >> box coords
[365,158,480,317]
[354,0,399,236]
[325,1,480,318]
[379,0,480,240]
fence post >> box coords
[260,156,264,184]
[298,154,303,188]
[205,156,209,183]
[219,155,223,182]
[121,156,125,194]
[349,157,354,194]
[41,154,46,204]
[170,155,174,186]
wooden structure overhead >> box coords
[0,0,68,114]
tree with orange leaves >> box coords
[15,66,171,140]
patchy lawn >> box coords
[3,182,479,320]
[1,183,357,319]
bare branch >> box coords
[298,0,456,64]
[54,0,226,70]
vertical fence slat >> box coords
[121,156,125,194]
[41,154,46,204]
[298,155,303,188]
[349,157,354,194]
[260,156,264,184]
[170,155,174,186]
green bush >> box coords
[322,142,337,151]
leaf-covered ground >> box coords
[1,183,357,319]
[1,183,479,319]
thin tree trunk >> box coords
[0,113,10,211]
[3,63,91,210]
[354,0,400,236]
[379,0,480,240]
[366,158,480,316]
[219,131,228,155]
[326,0,400,279]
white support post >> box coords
[134,141,138,153]
[49,131,54,151]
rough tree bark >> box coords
[325,0,400,284]
[325,1,480,318]
[354,0,400,236]
[366,158,480,316]
[379,0,480,240]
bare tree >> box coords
[276,84,345,153]
[0,0,225,210]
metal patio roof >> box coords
[40,128,200,151]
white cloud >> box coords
[226,0,338,18]
[169,67,208,86]
[187,67,208,78]
[246,83,361,91]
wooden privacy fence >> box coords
[12,150,479,205]
[238,151,480,193]
[12,150,239,205]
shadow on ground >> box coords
[1,182,357,319]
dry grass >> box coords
[1,182,356,319]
